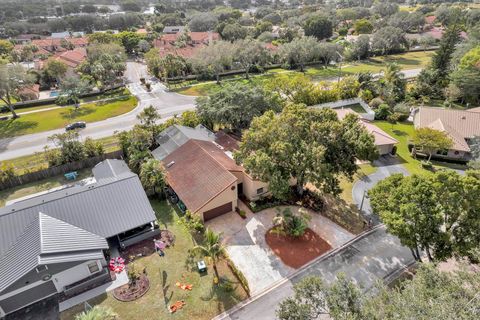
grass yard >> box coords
[0,95,137,138]
[0,169,91,207]
[174,51,434,96]
[339,163,378,204]
[1,135,121,174]
[60,200,247,320]
[374,121,467,175]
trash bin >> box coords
[197,260,207,273]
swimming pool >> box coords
[49,91,59,97]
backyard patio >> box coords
[60,200,247,320]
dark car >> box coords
[65,121,86,131]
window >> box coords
[256,188,264,195]
[35,265,48,273]
[436,149,448,156]
[88,262,100,274]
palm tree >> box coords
[139,159,166,194]
[194,228,225,280]
[75,305,118,320]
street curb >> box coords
[212,224,386,320]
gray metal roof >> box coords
[92,159,132,181]
[152,124,215,160]
[0,212,107,292]
[163,26,185,33]
[0,160,156,292]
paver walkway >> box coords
[207,203,354,295]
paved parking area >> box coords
[206,204,354,295]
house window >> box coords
[35,265,48,273]
[256,188,264,195]
[88,262,100,274]
[436,149,448,156]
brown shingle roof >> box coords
[163,140,238,213]
[414,107,480,152]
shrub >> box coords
[128,263,141,284]
[375,103,392,120]
[359,89,373,102]
[369,97,384,109]
[0,163,15,183]
[84,137,105,157]
[180,210,205,233]
[272,207,311,238]
[225,254,250,296]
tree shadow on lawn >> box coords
[0,118,38,138]
[150,199,176,228]
[392,129,409,136]
[200,276,244,314]
[60,107,95,119]
[95,96,130,106]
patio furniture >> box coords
[197,260,207,273]
[64,171,78,180]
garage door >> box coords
[0,280,57,315]
[203,202,232,221]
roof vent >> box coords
[167,161,175,168]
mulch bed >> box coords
[112,274,150,302]
[121,230,175,264]
[265,228,332,269]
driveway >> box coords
[206,204,354,295]
[352,156,409,223]
[214,225,414,320]
[0,62,196,161]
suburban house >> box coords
[163,26,185,34]
[17,84,40,101]
[413,107,480,161]
[333,109,398,155]
[153,31,220,58]
[14,36,88,58]
[0,159,159,317]
[152,125,268,222]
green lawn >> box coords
[2,135,121,174]
[0,169,92,207]
[60,200,247,320]
[175,51,434,96]
[0,95,137,138]
[374,121,467,175]
[339,163,377,204]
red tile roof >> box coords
[154,32,220,58]
[163,139,240,213]
[425,15,436,25]
[53,48,87,68]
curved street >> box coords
[0,62,196,161]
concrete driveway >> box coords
[206,204,354,295]
[352,156,409,224]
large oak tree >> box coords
[234,104,378,199]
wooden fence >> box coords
[0,150,124,191]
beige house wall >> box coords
[196,181,238,221]
[377,144,395,155]
[243,175,269,201]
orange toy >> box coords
[169,300,186,313]
[175,282,193,291]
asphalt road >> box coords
[215,226,414,320]
[0,61,196,161]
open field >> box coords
[175,51,434,96]
[0,95,137,138]
[60,200,248,320]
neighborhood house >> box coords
[413,107,480,161]
[152,125,268,221]
[153,31,220,58]
[0,160,159,317]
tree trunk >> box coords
[410,248,419,261]
[213,261,220,281]
[245,69,249,80]
[426,246,434,262]
[8,104,18,119]
[415,246,422,262]
[216,73,220,84]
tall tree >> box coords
[56,76,92,108]
[412,128,453,161]
[0,63,34,118]
[369,171,480,262]
[234,105,378,198]
[196,82,282,131]
[137,105,161,141]
[48,131,86,164]
[234,39,270,79]
[303,15,333,40]
[44,59,68,85]
[278,36,320,72]
[191,41,235,83]
[139,158,166,194]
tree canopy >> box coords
[369,170,480,262]
[234,104,378,199]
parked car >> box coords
[65,121,86,131]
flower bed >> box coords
[112,274,150,302]
[121,230,175,264]
[265,227,331,269]
[248,188,324,213]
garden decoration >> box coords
[109,257,125,273]
[175,282,193,291]
[169,300,186,313]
